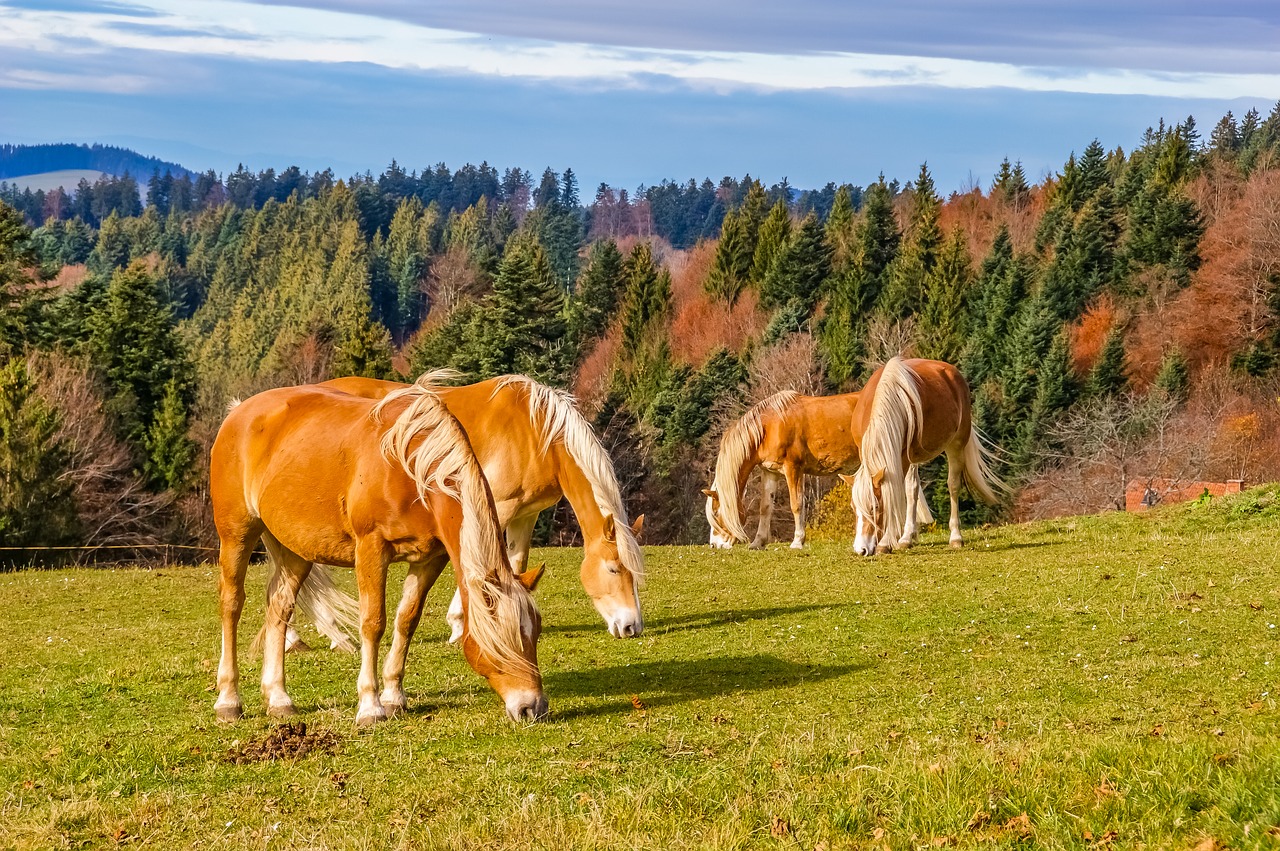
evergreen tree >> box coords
[1152,349,1191,403]
[620,242,669,354]
[759,212,830,310]
[0,357,78,554]
[917,227,973,363]
[705,209,751,304]
[877,163,940,320]
[471,237,567,382]
[566,240,625,351]
[85,261,194,464]
[0,202,40,357]
[751,200,792,283]
[144,378,197,491]
[1087,323,1128,398]
[1012,330,1076,469]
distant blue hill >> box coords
[0,143,192,181]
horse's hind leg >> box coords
[897,465,922,548]
[946,448,965,548]
[214,521,261,722]
[784,466,806,549]
[382,552,448,715]
[750,472,780,550]
[259,534,312,717]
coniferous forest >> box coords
[4,104,1280,561]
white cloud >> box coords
[1,0,1278,100]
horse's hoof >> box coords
[284,639,312,654]
[356,709,387,728]
[266,701,297,719]
[790,541,804,550]
[749,541,766,551]
[949,540,964,549]
[875,544,893,555]
[215,703,243,723]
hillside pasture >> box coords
[0,170,114,194]
[2,491,1280,849]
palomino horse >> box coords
[703,390,932,549]
[847,357,1002,556]
[279,374,645,715]
[211,377,547,726]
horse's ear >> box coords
[602,513,617,543]
[631,514,645,538]
[701,488,716,498]
[872,469,885,488]
[517,563,545,592]
[837,474,855,485]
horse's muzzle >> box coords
[505,691,549,723]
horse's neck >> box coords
[553,443,611,540]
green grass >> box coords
[3,488,1280,849]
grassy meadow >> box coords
[3,489,1280,849]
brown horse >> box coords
[211,376,547,726]
[847,357,1002,556]
[703,390,932,549]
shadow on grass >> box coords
[541,603,840,637]
[545,653,871,720]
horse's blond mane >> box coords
[711,390,801,542]
[494,375,645,584]
[851,358,922,543]
[375,371,538,676]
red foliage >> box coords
[666,241,769,365]
[1068,295,1118,376]
[573,323,621,414]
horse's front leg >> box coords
[382,553,448,715]
[897,465,922,549]
[354,539,391,727]
[784,466,806,549]
[946,449,965,548]
[750,472,779,550]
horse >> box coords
[847,357,1002,556]
[210,376,547,726]
[703,390,932,549]
[277,373,645,714]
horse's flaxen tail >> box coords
[251,562,360,655]
[961,426,1005,505]
[851,357,923,544]
[712,391,800,543]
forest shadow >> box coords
[544,653,871,720]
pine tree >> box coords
[144,378,196,491]
[85,261,195,461]
[1152,349,1191,403]
[917,227,973,363]
[0,202,40,357]
[473,237,567,382]
[705,209,750,304]
[620,242,669,354]
[1087,323,1128,398]
[751,200,792,283]
[0,357,78,554]
[759,213,831,310]
[566,239,625,351]
[877,163,940,320]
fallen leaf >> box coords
[1150,724,1165,737]
[1212,753,1235,766]
[931,836,957,847]
[1095,776,1119,799]
[1001,812,1033,838]
[927,762,944,775]
[966,810,991,831]
[872,826,886,840]
[1192,838,1223,851]
[1249,602,1263,611]
[629,694,647,712]
[770,816,790,838]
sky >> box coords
[1,0,1279,194]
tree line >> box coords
[3,103,1280,561]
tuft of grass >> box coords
[2,490,1280,848]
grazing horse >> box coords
[211,377,547,726]
[703,390,932,549]
[848,357,1002,556]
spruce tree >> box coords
[751,200,792,284]
[0,357,78,554]
[1087,323,1128,398]
[472,237,567,382]
[917,227,973,363]
[759,213,830,311]
[877,163,940,320]
[566,239,625,351]
[144,378,197,491]
[705,209,750,304]
[0,202,40,357]
[1152,349,1191,403]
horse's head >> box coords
[702,488,734,548]
[581,513,645,638]
[845,469,888,556]
[458,569,548,722]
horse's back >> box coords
[903,359,973,454]
[771,393,861,473]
